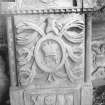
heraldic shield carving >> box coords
[4,0,94,104]
[14,13,85,87]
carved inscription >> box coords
[24,88,74,105]
[15,14,85,86]
[29,94,73,105]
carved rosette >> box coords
[15,13,85,86]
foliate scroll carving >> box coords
[15,13,85,86]
[92,40,105,80]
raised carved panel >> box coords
[14,13,85,87]
[24,88,79,105]
[25,94,73,105]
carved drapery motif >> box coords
[14,13,85,87]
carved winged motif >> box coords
[15,14,85,86]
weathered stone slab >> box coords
[5,1,94,105]
[14,13,85,87]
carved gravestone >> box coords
[1,0,98,105]
[12,13,84,105]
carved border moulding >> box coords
[0,8,96,15]
[7,16,17,86]
[0,0,101,15]
[24,87,80,105]
[14,13,85,87]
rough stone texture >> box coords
[93,85,105,105]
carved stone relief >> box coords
[92,40,105,80]
[29,94,73,105]
[24,88,74,105]
[14,13,85,87]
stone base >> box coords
[10,84,93,105]
[10,87,81,105]
[10,87,24,105]
[81,82,93,105]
